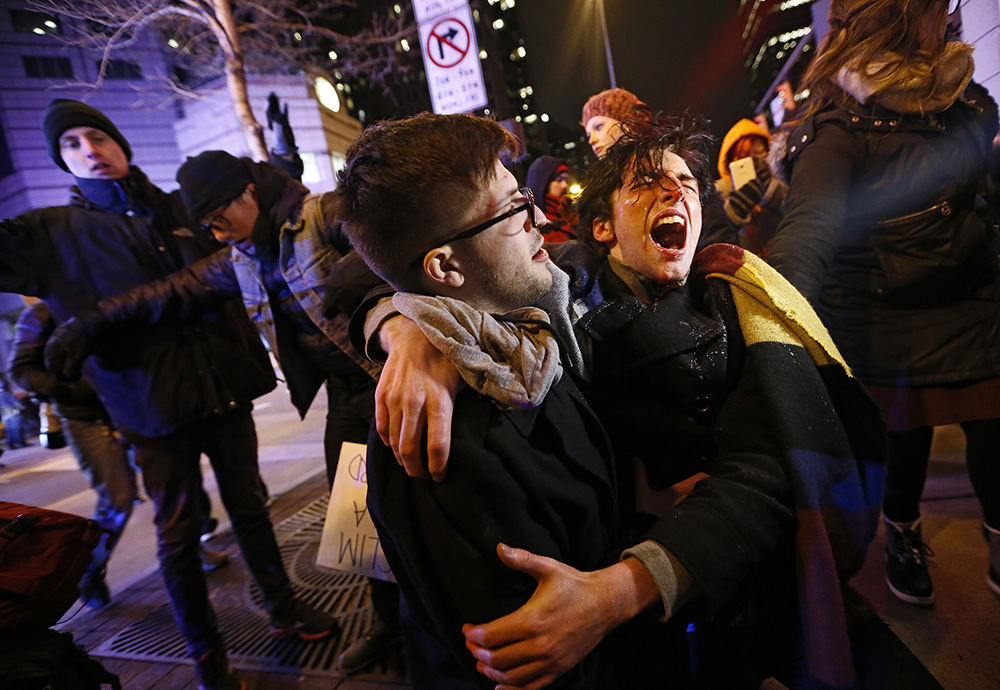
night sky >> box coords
[515,0,755,141]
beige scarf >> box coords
[834,41,974,114]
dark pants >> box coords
[62,416,137,573]
[322,373,399,630]
[133,409,293,659]
[883,418,1000,527]
[323,373,377,486]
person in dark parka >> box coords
[768,0,1000,607]
[525,155,577,242]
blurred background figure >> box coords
[770,0,1000,607]
[715,118,787,259]
[9,300,138,608]
[8,301,229,609]
[525,155,577,242]
[0,369,28,450]
[580,87,651,159]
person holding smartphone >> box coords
[715,118,787,259]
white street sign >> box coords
[412,0,466,24]
[418,4,488,115]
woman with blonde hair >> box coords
[769,0,1000,607]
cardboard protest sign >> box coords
[316,442,394,582]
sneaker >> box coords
[195,648,245,690]
[269,597,340,641]
[200,546,230,572]
[338,622,402,673]
[79,566,111,609]
[884,519,935,606]
[984,523,1000,597]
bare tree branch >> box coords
[26,0,418,160]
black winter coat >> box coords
[367,375,629,688]
[769,87,1000,387]
[0,168,275,437]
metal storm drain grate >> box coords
[92,496,405,680]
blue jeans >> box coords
[62,416,137,573]
[133,409,293,659]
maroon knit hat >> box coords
[580,88,649,126]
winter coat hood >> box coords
[526,155,567,205]
[717,119,771,181]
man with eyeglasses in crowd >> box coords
[44,148,403,676]
[328,112,676,688]
[1,99,337,690]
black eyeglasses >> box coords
[419,187,536,259]
[198,199,236,234]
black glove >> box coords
[727,176,767,222]
[44,317,94,383]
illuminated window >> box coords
[300,152,321,185]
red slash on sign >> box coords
[427,17,471,68]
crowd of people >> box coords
[2,0,998,688]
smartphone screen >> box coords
[729,156,757,191]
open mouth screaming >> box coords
[650,215,687,251]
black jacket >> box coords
[0,167,275,437]
[368,375,624,688]
[769,87,1000,387]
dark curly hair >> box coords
[576,113,715,250]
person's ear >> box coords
[423,247,465,289]
[592,217,616,245]
[245,183,257,202]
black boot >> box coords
[79,565,111,609]
[338,616,402,673]
[195,647,244,690]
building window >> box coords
[22,55,74,79]
[10,10,61,36]
[100,59,143,80]
[300,152,321,185]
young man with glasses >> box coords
[331,112,663,688]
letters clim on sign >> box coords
[418,3,488,115]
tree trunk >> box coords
[212,0,269,161]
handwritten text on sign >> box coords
[316,442,394,582]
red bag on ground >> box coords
[0,501,101,632]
